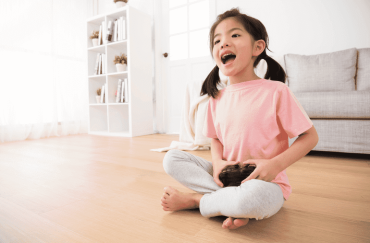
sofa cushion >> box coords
[285,48,357,92]
[357,48,370,91]
[306,119,370,154]
[294,91,370,119]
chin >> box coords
[219,68,237,77]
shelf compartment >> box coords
[88,76,106,104]
[88,49,106,77]
[107,75,128,104]
[107,42,128,74]
[89,105,108,132]
[108,105,129,133]
[87,16,105,48]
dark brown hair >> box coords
[200,8,286,98]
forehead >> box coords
[214,17,245,36]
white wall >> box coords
[216,0,370,56]
[97,0,154,17]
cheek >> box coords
[213,48,221,65]
[239,43,253,58]
[212,48,217,60]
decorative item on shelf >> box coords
[114,53,127,72]
[96,88,101,103]
[114,0,128,8]
[90,30,100,47]
[106,21,113,42]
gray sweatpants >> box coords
[163,149,284,220]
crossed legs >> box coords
[161,149,284,229]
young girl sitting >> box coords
[161,8,319,230]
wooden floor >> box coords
[0,134,369,243]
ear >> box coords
[252,39,266,57]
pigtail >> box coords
[264,54,286,83]
[257,51,286,83]
[200,65,221,99]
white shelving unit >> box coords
[87,6,153,137]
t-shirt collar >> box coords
[225,79,265,91]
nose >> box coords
[220,37,229,49]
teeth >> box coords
[222,53,235,59]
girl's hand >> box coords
[241,159,282,183]
[213,159,239,187]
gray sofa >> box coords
[284,48,370,154]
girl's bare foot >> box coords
[222,217,249,229]
[161,186,203,211]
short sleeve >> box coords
[203,98,218,139]
[276,85,313,139]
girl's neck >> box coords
[229,71,261,85]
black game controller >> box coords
[219,164,256,187]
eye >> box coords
[214,39,220,45]
[232,34,240,38]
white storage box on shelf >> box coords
[87,6,153,137]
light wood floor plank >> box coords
[0,134,369,242]
[0,197,94,243]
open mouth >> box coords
[221,53,236,64]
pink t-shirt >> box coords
[203,79,313,200]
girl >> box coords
[161,8,318,230]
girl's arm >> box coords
[211,138,239,187]
[273,125,319,172]
[211,137,224,162]
[242,125,319,183]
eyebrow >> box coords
[214,28,243,39]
